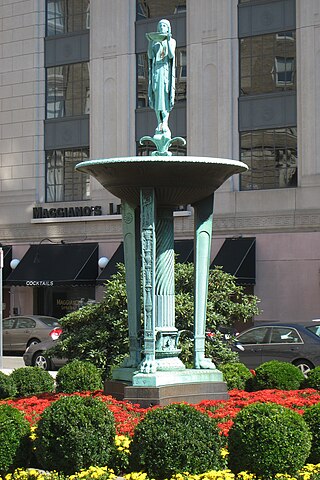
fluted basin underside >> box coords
[76,156,248,206]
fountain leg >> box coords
[193,194,216,370]
[155,208,185,370]
[139,188,157,374]
[122,202,141,367]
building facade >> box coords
[0,0,319,324]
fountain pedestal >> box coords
[76,155,248,406]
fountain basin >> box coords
[76,156,248,206]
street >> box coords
[0,354,24,373]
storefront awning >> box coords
[97,239,194,284]
[6,243,98,286]
[211,237,256,285]
[2,246,12,281]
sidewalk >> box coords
[0,356,57,378]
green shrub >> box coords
[10,367,54,397]
[303,366,320,389]
[130,403,222,480]
[0,371,17,399]
[251,360,304,390]
[55,359,102,393]
[219,362,253,390]
[228,402,311,478]
[303,403,320,463]
[34,395,115,474]
[0,404,31,474]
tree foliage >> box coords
[50,262,260,376]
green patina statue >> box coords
[147,19,176,135]
[140,19,186,156]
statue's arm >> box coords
[167,37,176,59]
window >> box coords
[240,31,296,95]
[16,318,36,329]
[270,327,302,344]
[237,327,270,344]
[46,148,90,202]
[136,0,186,20]
[240,127,297,190]
[46,63,89,119]
[273,56,295,86]
[137,47,186,109]
[47,0,90,36]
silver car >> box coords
[2,315,60,352]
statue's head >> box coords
[157,19,171,34]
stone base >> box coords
[104,374,229,407]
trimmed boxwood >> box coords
[0,404,31,474]
[303,403,320,463]
[219,362,253,390]
[34,395,115,474]
[0,371,17,399]
[55,359,102,393]
[251,360,304,390]
[10,367,54,397]
[130,403,222,480]
[303,366,320,390]
[228,402,311,479]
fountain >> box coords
[76,19,248,407]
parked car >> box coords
[233,322,320,376]
[2,315,61,352]
[23,336,67,371]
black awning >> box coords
[6,243,98,286]
[97,239,194,284]
[2,246,12,281]
[211,237,256,285]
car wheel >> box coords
[32,353,51,371]
[293,359,314,377]
[27,338,41,348]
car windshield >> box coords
[38,317,60,327]
[306,325,320,338]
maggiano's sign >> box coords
[33,205,102,219]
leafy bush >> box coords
[55,359,102,393]
[130,403,222,480]
[0,371,17,399]
[303,403,320,463]
[0,404,31,474]
[219,362,253,390]
[34,395,115,474]
[10,367,54,397]
[251,360,304,390]
[303,366,320,389]
[228,402,311,478]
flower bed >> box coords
[2,389,320,480]
[2,388,320,437]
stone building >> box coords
[0,0,319,325]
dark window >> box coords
[46,0,90,36]
[237,327,270,344]
[46,148,90,202]
[137,47,186,109]
[136,0,186,20]
[306,325,320,338]
[240,31,296,96]
[46,62,90,119]
[240,127,297,190]
[3,318,15,329]
[270,327,302,344]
